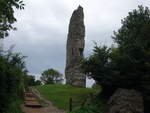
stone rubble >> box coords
[108,88,144,113]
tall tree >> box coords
[41,68,63,84]
[112,6,150,112]
[0,0,24,38]
[82,45,114,97]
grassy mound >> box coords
[35,84,100,110]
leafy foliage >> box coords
[0,0,25,38]
[112,5,150,112]
[40,68,63,84]
[92,83,102,89]
[0,48,26,113]
[6,96,23,113]
[82,45,115,97]
[35,80,42,86]
[24,75,42,87]
[0,1,25,112]
[82,5,150,112]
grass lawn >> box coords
[35,84,100,110]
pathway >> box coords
[21,88,66,113]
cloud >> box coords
[3,0,150,87]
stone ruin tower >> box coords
[65,6,86,87]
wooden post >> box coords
[89,93,93,100]
[81,98,87,106]
[69,97,72,112]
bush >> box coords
[0,49,26,113]
[6,96,23,113]
[92,83,102,90]
[24,74,42,88]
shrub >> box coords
[0,49,26,113]
[6,96,23,113]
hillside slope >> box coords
[35,84,100,110]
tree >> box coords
[0,0,24,38]
[24,75,36,87]
[82,45,115,97]
[40,68,63,84]
[24,75,42,87]
[35,80,42,86]
[112,5,150,112]
[82,6,150,112]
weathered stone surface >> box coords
[108,88,144,113]
[65,6,86,87]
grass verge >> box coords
[35,84,100,110]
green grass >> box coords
[68,105,102,113]
[35,84,100,110]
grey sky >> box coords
[3,0,150,86]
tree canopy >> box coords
[40,68,63,84]
[0,0,24,38]
[82,5,150,112]
[0,1,25,112]
[24,75,42,87]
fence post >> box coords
[89,93,94,100]
[81,98,87,106]
[69,97,72,112]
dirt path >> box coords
[21,103,66,113]
[21,88,66,113]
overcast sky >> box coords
[2,0,150,86]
